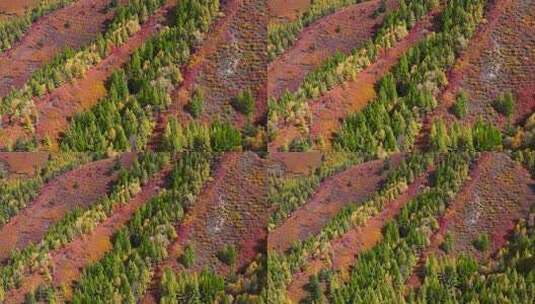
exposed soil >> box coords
[149,0,268,149]
[268,155,404,253]
[269,8,439,151]
[0,0,118,98]
[269,151,323,175]
[141,152,268,303]
[286,169,431,303]
[268,0,397,101]
[0,1,175,150]
[0,0,39,22]
[406,152,535,290]
[3,164,171,303]
[0,152,49,179]
[0,153,135,262]
[268,0,311,25]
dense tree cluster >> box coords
[186,88,205,118]
[430,118,502,152]
[0,0,166,133]
[232,89,255,116]
[268,153,434,302]
[60,0,221,152]
[161,118,242,152]
[335,0,485,156]
[322,153,472,303]
[268,0,437,139]
[0,0,75,53]
[161,254,267,303]
[411,209,535,303]
[70,153,212,302]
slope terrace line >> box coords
[415,0,515,149]
[3,165,172,303]
[268,155,404,253]
[287,169,431,303]
[0,154,135,262]
[0,1,175,150]
[148,0,267,150]
[269,7,440,151]
[0,0,123,98]
[268,0,398,101]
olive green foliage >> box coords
[493,91,515,117]
[452,91,468,119]
[217,244,238,266]
[1,0,166,132]
[187,88,205,118]
[0,153,166,297]
[472,233,491,251]
[162,118,242,152]
[0,0,76,53]
[430,118,502,152]
[232,89,255,116]
[180,245,196,268]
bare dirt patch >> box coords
[286,170,430,303]
[0,154,135,262]
[269,151,323,175]
[0,152,49,179]
[268,0,312,25]
[141,152,269,303]
[268,156,404,253]
[0,0,40,22]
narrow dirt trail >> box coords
[141,152,268,304]
[286,170,431,303]
[0,1,175,150]
[415,0,515,149]
[3,165,172,303]
[0,0,118,98]
[268,0,397,101]
[405,152,535,291]
[269,8,439,151]
[268,156,404,253]
[0,154,135,262]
